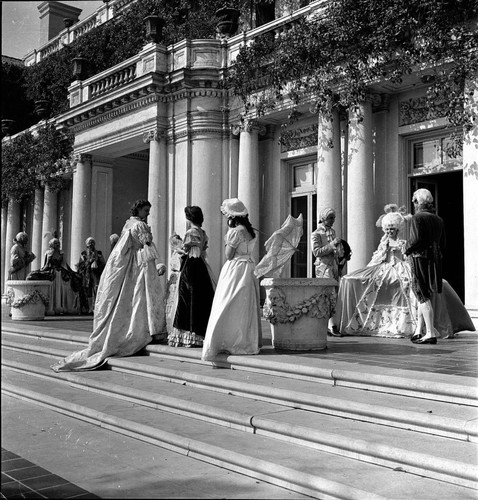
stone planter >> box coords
[261,277,337,351]
[5,280,52,321]
[215,7,240,37]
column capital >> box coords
[143,129,165,143]
[231,119,266,136]
[369,92,391,112]
[74,153,92,163]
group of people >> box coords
[8,187,473,374]
[9,232,107,316]
[314,189,474,344]
[51,197,262,372]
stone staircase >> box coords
[2,322,478,499]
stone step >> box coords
[2,334,477,444]
[2,363,477,500]
[2,347,478,491]
[3,324,477,406]
[2,394,315,500]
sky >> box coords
[1,1,103,59]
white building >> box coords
[2,0,477,324]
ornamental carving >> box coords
[263,285,337,325]
[143,129,165,143]
[73,153,92,163]
[6,288,50,308]
[399,96,448,126]
[231,119,266,135]
[280,124,318,153]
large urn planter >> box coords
[6,280,51,321]
[261,278,337,351]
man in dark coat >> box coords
[405,188,446,344]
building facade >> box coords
[2,0,477,324]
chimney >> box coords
[38,1,82,46]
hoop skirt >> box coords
[337,237,474,337]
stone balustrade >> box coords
[90,63,137,99]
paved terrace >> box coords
[1,303,477,499]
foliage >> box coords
[34,124,75,192]
[228,0,478,131]
[1,60,36,132]
[1,131,38,207]
[1,124,74,208]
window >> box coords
[410,133,462,172]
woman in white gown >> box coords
[202,198,262,361]
[51,200,167,372]
[337,206,474,338]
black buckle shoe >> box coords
[327,326,342,337]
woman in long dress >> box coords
[168,206,215,347]
[51,199,167,372]
[202,198,262,361]
[337,206,474,338]
[27,237,82,315]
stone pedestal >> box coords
[261,277,337,351]
[5,280,51,321]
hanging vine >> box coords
[228,0,478,131]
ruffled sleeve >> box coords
[184,227,202,258]
[225,227,245,248]
[131,220,153,246]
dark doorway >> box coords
[411,171,464,301]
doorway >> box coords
[289,158,317,277]
[411,171,464,300]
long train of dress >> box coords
[51,217,166,371]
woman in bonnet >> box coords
[202,198,262,361]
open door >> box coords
[411,171,464,300]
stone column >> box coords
[346,100,375,272]
[189,129,224,279]
[233,119,264,262]
[41,185,58,258]
[31,187,44,267]
[1,206,8,294]
[4,200,21,292]
[463,80,478,324]
[70,154,92,266]
[144,129,168,267]
[316,109,343,237]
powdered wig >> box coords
[318,207,336,223]
[381,212,405,231]
[376,203,412,230]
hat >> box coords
[221,198,248,217]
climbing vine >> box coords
[228,0,478,131]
